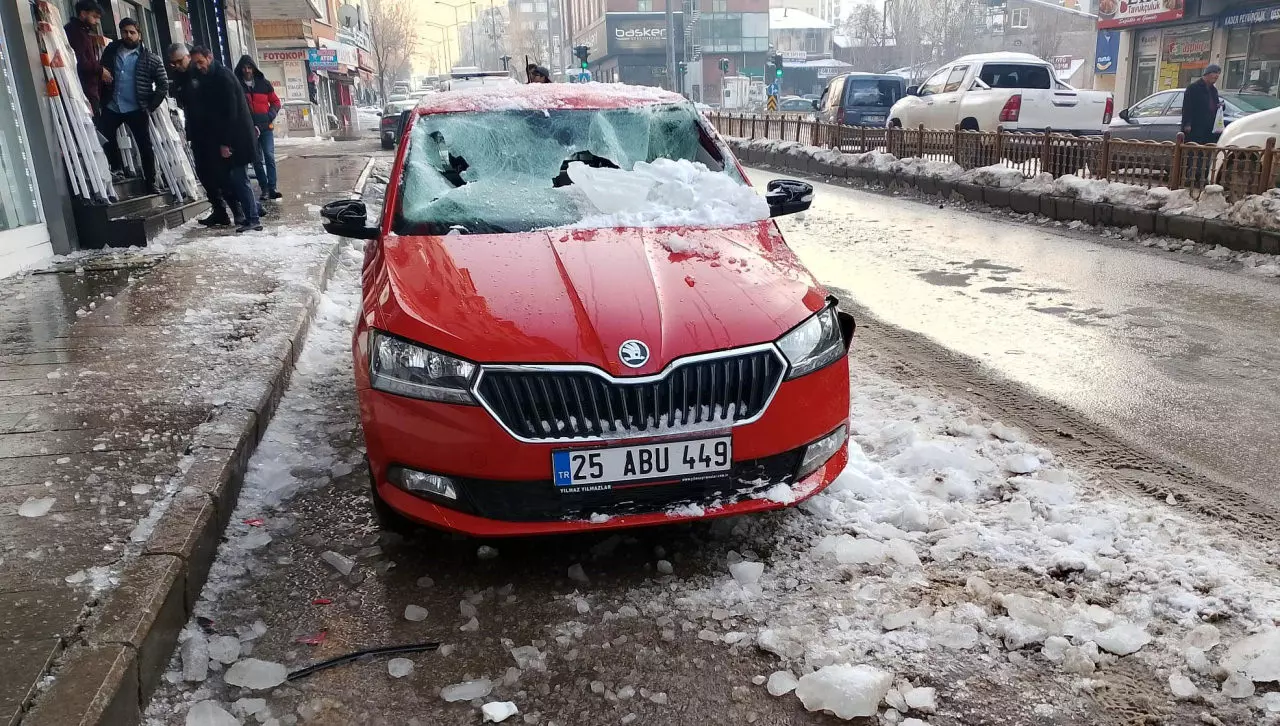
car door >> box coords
[1147,91,1185,141]
[928,65,971,129]
[820,76,845,123]
[1112,92,1175,140]
[908,67,951,128]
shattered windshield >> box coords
[393,103,753,235]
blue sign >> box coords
[1222,4,1280,26]
[1094,30,1119,75]
[306,48,339,71]
[767,82,780,96]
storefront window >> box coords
[1158,24,1212,92]
[0,25,42,232]
[1244,28,1280,94]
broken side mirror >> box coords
[320,199,379,240]
[766,179,814,218]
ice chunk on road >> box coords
[1168,673,1197,699]
[404,604,428,622]
[185,701,240,726]
[1222,671,1255,699]
[1003,453,1040,474]
[794,664,893,720]
[1263,692,1280,712]
[231,698,266,718]
[729,561,764,585]
[567,564,590,584]
[18,497,56,518]
[388,658,414,678]
[931,623,979,650]
[182,632,210,682]
[656,560,674,575]
[885,539,922,569]
[766,671,798,697]
[1002,594,1067,635]
[510,645,546,671]
[881,606,931,632]
[207,635,241,665]
[223,659,287,690]
[1183,624,1220,650]
[1061,647,1096,675]
[441,678,494,702]
[320,551,355,576]
[834,536,887,566]
[481,701,519,723]
[904,686,937,714]
[1041,636,1070,662]
[477,545,500,560]
[1094,623,1152,656]
[1222,628,1280,682]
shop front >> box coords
[584,12,682,89]
[1221,4,1280,93]
[0,7,48,274]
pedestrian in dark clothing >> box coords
[1181,64,1222,144]
[528,65,552,83]
[99,18,168,190]
[166,42,229,226]
[233,55,282,200]
[190,45,261,232]
[63,0,105,115]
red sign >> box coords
[261,49,307,62]
[1097,0,1185,29]
[357,48,374,71]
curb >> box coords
[17,157,375,726]
[729,139,1277,256]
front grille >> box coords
[452,450,803,522]
[474,348,786,441]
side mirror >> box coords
[765,179,814,218]
[811,99,820,110]
[320,199,379,240]
[905,85,919,97]
[1118,108,1131,122]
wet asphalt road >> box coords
[748,168,1280,516]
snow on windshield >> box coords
[394,104,765,235]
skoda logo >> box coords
[619,340,650,368]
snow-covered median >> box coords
[587,362,1280,724]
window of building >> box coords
[713,0,727,11]
[519,2,533,12]
[1009,7,1028,29]
[637,0,651,9]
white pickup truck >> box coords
[888,52,1113,135]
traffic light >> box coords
[718,57,729,73]
[678,61,688,76]
[772,53,784,80]
[573,45,590,69]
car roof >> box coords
[413,82,686,115]
[832,72,902,81]
[950,51,1048,65]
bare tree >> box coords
[368,0,417,101]
[843,4,890,70]
[921,0,984,61]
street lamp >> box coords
[425,21,462,71]
[437,0,479,68]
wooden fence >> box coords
[708,113,1279,201]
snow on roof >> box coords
[769,7,833,30]
[951,51,1053,65]
[417,82,685,114]
[1020,0,1098,20]
[783,57,854,69]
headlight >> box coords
[776,305,845,379]
[370,331,477,404]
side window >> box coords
[826,78,843,111]
[919,68,950,96]
[1129,92,1174,118]
[1166,91,1184,116]
[943,65,970,93]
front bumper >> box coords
[358,357,850,536]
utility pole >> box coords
[545,0,555,78]
[664,0,676,91]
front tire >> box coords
[381,139,394,150]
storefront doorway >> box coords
[0,14,49,276]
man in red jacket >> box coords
[63,0,105,114]
[234,55,282,200]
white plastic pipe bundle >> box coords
[149,105,201,202]
[35,1,115,202]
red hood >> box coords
[375,221,828,377]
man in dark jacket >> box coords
[167,42,229,225]
[1181,64,1222,144]
[190,45,261,232]
[63,0,104,115]
[100,18,168,189]
[234,55,283,200]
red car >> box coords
[321,84,853,537]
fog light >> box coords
[798,425,848,478]
[390,466,458,500]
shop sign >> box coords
[307,48,339,70]
[1096,0,1184,29]
[781,50,808,62]
[284,60,308,101]
[319,39,359,68]
[1164,30,1210,64]
[1094,30,1119,74]
[357,48,374,71]
[1222,4,1280,27]
[606,13,683,55]
[1051,55,1074,71]
[262,49,307,62]
[816,66,840,77]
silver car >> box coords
[1110,90,1280,142]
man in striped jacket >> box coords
[99,17,168,190]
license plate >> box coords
[552,436,732,491]
[862,115,885,124]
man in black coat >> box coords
[190,45,261,232]
[1181,64,1222,144]
[166,43,227,225]
[100,18,168,189]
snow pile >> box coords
[962,164,1024,188]
[568,159,770,229]
[1227,187,1280,230]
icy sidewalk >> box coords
[0,150,372,726]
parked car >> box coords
[815,72,906,127]
[380,99,418,149]
[1212,104,1280,186]
[1110,90,1280,142]
[777,96,816,116]
[888,52,1112,134]
[320,84,854,537]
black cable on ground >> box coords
[286,641,441,681]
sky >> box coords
[412,0,508,74]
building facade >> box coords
[509,0,563,77]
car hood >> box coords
[374,221,828,376]
[1218,106,1280,147]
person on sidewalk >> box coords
[190,46,261,233]
[99,18,168,191]
[63,0,105,115]
[166,42,232,227]
[233,55,282,201]
[1181,64,1223,185]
